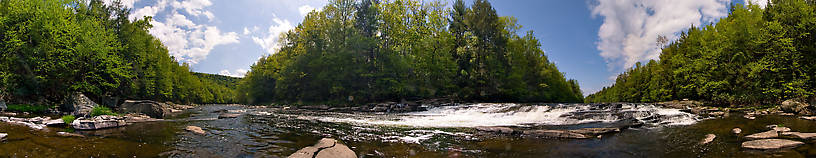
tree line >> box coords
[587,0,816,106]
[237,0,584,105]
[0,0,236,106]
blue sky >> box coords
[119,0,767,96]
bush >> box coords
[6,104,52,113]
[61,115,76,124]
[90,106,117,116]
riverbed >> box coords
[1,104,815,157]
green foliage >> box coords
[238,0,584,105]
[61,115,76,124]
[587,0,816,105]
[6,104,52,113]
[0,0,236,105]
[90,106,117,116]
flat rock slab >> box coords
[801,116,816,121]
[474,126,515,134]
[746,130,779,139]
[186,126,206,135]
[71,116,127,130]
[218,113,241,119]
[288,138,356,158]
[782,132,816,139]
[742,139,804,150]
[523,130,588,139]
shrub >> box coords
[61,115,76,124]
[6,104,52,113]
[90,106,117,116]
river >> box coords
[1,103,815,157]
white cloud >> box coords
[592,0,730,72]
[298,5,319,16]
[252,18,294,54]
[744,0,768,8]
[103,0,139,9]
[219,69,248,78]
[134,0,239,64]
[243,27,250,35]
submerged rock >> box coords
[119,100,171,119]
[742,139,804,150]
[746,130,780,139]
[288,138,356,158]
[71,115,127,130]
[186,126,206,135]
[701,134,716,144]
[56,132,84,137]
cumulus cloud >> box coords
[592,0,730,73]
[133,0,239,64]
[745,0,769,8]
[252,18,294,54]
[102,0,139,9]
[298,5,319,16]
[219,69,248,78]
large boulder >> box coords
[61,93,98,117]
[742,139,804,150]
[119,100,170,118]
[288,138,356,158]
[71,115,127,130]
[780,99,814,115]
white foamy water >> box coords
[305,103,700,128]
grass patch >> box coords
[6,104,53,113]
[61,115,76,124]
[90,106,118,116]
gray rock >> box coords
[0,133,6,140]
[746,130,780,139]
[44,119,65,126]
[186,126,206,135]
[119,100,171,119]
[71,115,127,130]
[523,130,589,139]
[370,106,388,112]
[800,116,816,120]
[474,126,516,134]
[701,134,716,144]
[781,99,814,115]
[782,132,816,139]
[569,128,620,136]
[218,113,241,119]
[61,93,98,117]
[742,139,804,150]
[733,128,742,134]
[288,138,356,158]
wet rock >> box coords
[186,126,206,135]
[701,134,716,144]
[218,113,241,119]
[0,133,6,140]
[44,119,65,126]
[782,132,816,139]
[71,115,127,130]
[800,116,816,120]
[523,130,588,139]
[742,139,804,150]
[781,99,814,115]
[609,118,645,129]
[56,132,84,137]
[744,115,756,120]
[288,138,356,158]
[123,114,162,123]
[474,126,516,134]
[119,100,171,119]
[569,128,620,136]
[746,130,780,139]
[61,93,99,117]
[733,128,742,134]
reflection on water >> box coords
[1,104,816,157]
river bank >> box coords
[3,103,816,157]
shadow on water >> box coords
[2,104,816,157]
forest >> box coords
[236,0,585,105]
[586,0,816,106]
[0,0,236,106]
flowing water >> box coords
[2,103,816,157]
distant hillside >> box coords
[193,72,241,89]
